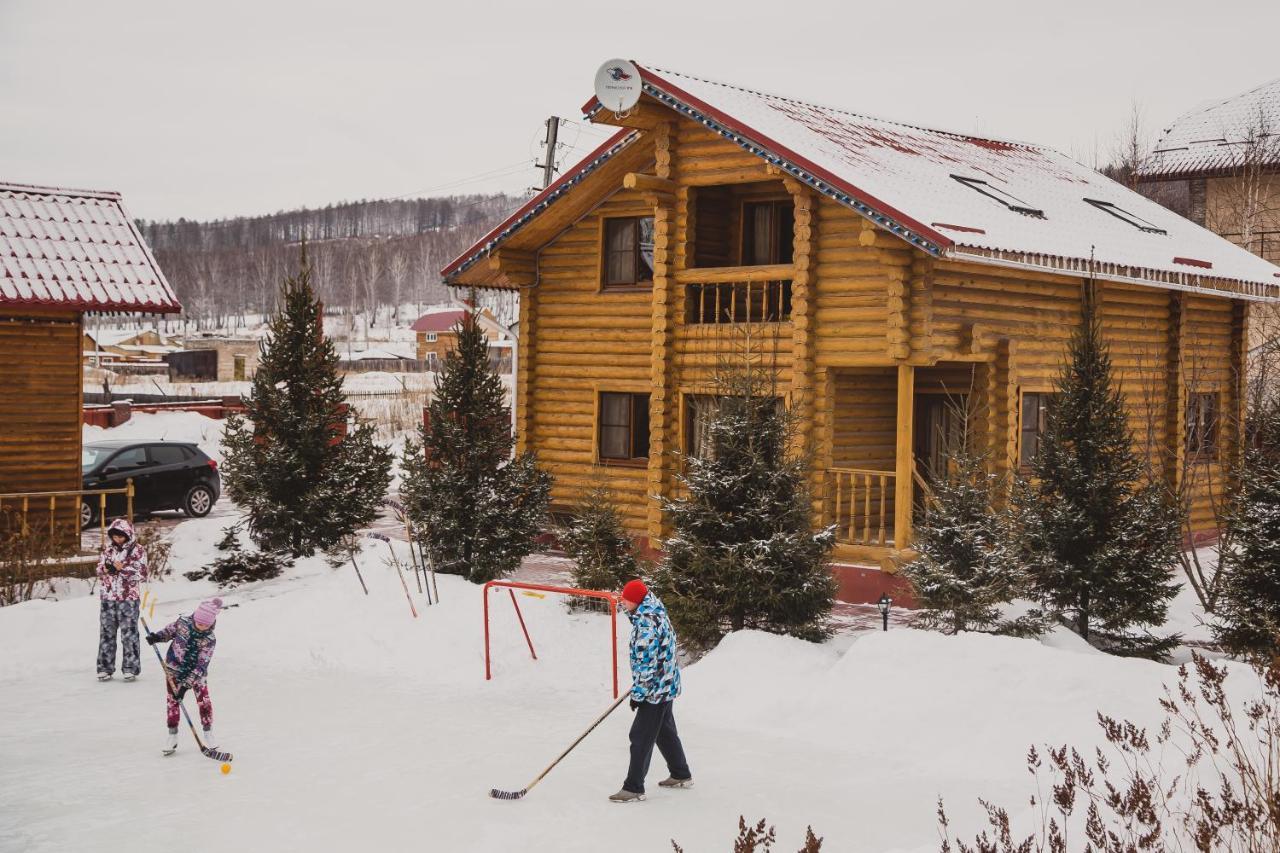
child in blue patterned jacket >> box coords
[609,579,692,803]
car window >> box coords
[107,447,150,470]
[150,445,188,466]
[82,446,116,470]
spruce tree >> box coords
[221,252,392,557]
[560,477,644,609]
[1015,283,1180,657]
[903,437,1041,636]
[400,304,550,583]
[1214,398,1280,661]
[654,351,836,651]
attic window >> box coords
[1083,199,1167,235]
[951,175,1045,219]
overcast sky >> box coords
[3,0,1277,223]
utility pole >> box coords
[536,116,561,190]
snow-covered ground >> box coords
[0,412,1253,852]
[0,509,1261,853]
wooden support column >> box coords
[1229,299,1250,468]
[514,280,537,455]
[894,363,915,549]
[782,178,820,527]
[814,368,835,525]
[782,178,816,445]
[907,256,933,364]
[989,338,1018,501]
[646,122,677,547]
[1165,292,1188,490]
[886,268,910,361]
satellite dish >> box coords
[594,59,642,114]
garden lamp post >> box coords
[877,593,892,631]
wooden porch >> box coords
[820,361,984,569]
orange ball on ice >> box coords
[220,763,232,775]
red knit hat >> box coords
[621,579,648,606]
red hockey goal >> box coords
[482,580,622,698]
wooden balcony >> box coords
[676,265,794,325]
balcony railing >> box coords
[829,467,894,547]
[676,264,794,325]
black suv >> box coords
[81,440,221,527]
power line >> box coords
[387,160,534,200]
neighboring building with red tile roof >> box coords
[1,181,180,521]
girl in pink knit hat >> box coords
[146,598,223,755]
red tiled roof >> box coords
[410,310,466,333]
[0,181,181,313]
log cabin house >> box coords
[1,182,181,531]
[442,66,1280,593]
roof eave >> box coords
[945,246,1280,303]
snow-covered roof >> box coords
[0,182,181,313]
[341,346,415,361]
[446,64,1280,301]
[1141,77,1280,180]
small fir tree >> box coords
[221,251,392,557]
[560,477,643,604]
[654,346,836,651]
[400,302,551,583]
[1214,398,1280,661]
[903,428,1040,636]
[1015,283,1180,657]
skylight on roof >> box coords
[951,175,1045,219]
[1083,199,1168,235]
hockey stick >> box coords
[140,614,234,763]
[368,533,418,618]
[490,693,627,800]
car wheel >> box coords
[80,499,96,529]
[184,484,215,518]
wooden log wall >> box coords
[0,312,83,533]
[525,191,656,532]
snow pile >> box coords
[84,411,228,463]
[0,511,1260,853]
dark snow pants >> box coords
[623,700,691,794]
[97,599,141,676]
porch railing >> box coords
[0,480,135,549]
[829,467,894,546]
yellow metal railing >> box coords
[829,467,894,546]
[0,479,135,548]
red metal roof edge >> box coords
[0,181,124,201]
[0,292,183,314]
[439,128,635,279]
[633,66,954,253]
